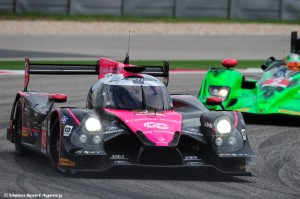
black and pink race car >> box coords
[7,55,254,175]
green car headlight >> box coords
[209,86,230,101]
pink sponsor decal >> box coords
[57,108,62,170]
[24,58,30,90]
[233,112,238,128]
[98,58,142,79]
[105,109,182,146]
[31,128,40,133]
[98,58,124,79]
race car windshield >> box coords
[104,85,172,111]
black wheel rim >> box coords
[50,121,60,168]
[14,102,22,150]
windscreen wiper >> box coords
[141,85,147,111]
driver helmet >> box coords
[285,53,300,70]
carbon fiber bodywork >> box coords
[7,57,254,176]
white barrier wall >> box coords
[281,0,300,20]
[15,0,69,15]
[123,0,174,17]
[176,0,229,18]
[70,0,122,16]
[0,0,299,20]
[229,0,281,20]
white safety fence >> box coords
[0,0,299,20]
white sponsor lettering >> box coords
[183,130,203,136]
[241,129,247,140]
[186,128,198,132]
[103,129,124,135]
[158,118,181,124]
[144,122,169,130]
[184,156,200,161]
[63,125,73,136]
[203,121,213,128]
[187,162,204,165]
[61,116,68,124]
[106,126,118,131]
[114,161,130,164]
[220,153,249,157]
[75,150,102,155]
[110,155,127,160]
[126,118,181,124]
[126,118,157,123]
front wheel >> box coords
[13,100,30,155]
[49,118,60,171]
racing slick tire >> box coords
[13,100,30,155]
[49,118,60,172]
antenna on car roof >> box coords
[123,30,130,64]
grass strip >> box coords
[0,60,265,70]
[0,13,299,24]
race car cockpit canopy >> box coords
[101,75,172,111]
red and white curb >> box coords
[0,69,262,76]
[0,70,24,75]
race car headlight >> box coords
[215,118,232,135]
[79,134,87,143]
[228,137,237,145]
[209,86,230,100]
[93,135,101,144]
[84,117,101,132]
[215,137,223,146]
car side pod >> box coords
[206,97,225,110]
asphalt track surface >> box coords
[0,35,290,60]
[0,73,299,199]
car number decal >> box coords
[262,78,291,88]
[63,125,73,136]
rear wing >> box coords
[24,58,99,91]
[291,31,300,55]
[24,58,169,91]
[141,60,169,86]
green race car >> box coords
[198,31,300,117]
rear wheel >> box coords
[13,100,30,155]
[49,118,60,171]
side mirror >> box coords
[261,64,267,71]
[221,59,238,69]
[49,93,67,103]
[261,56,276,71]
[206,97,225,110]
